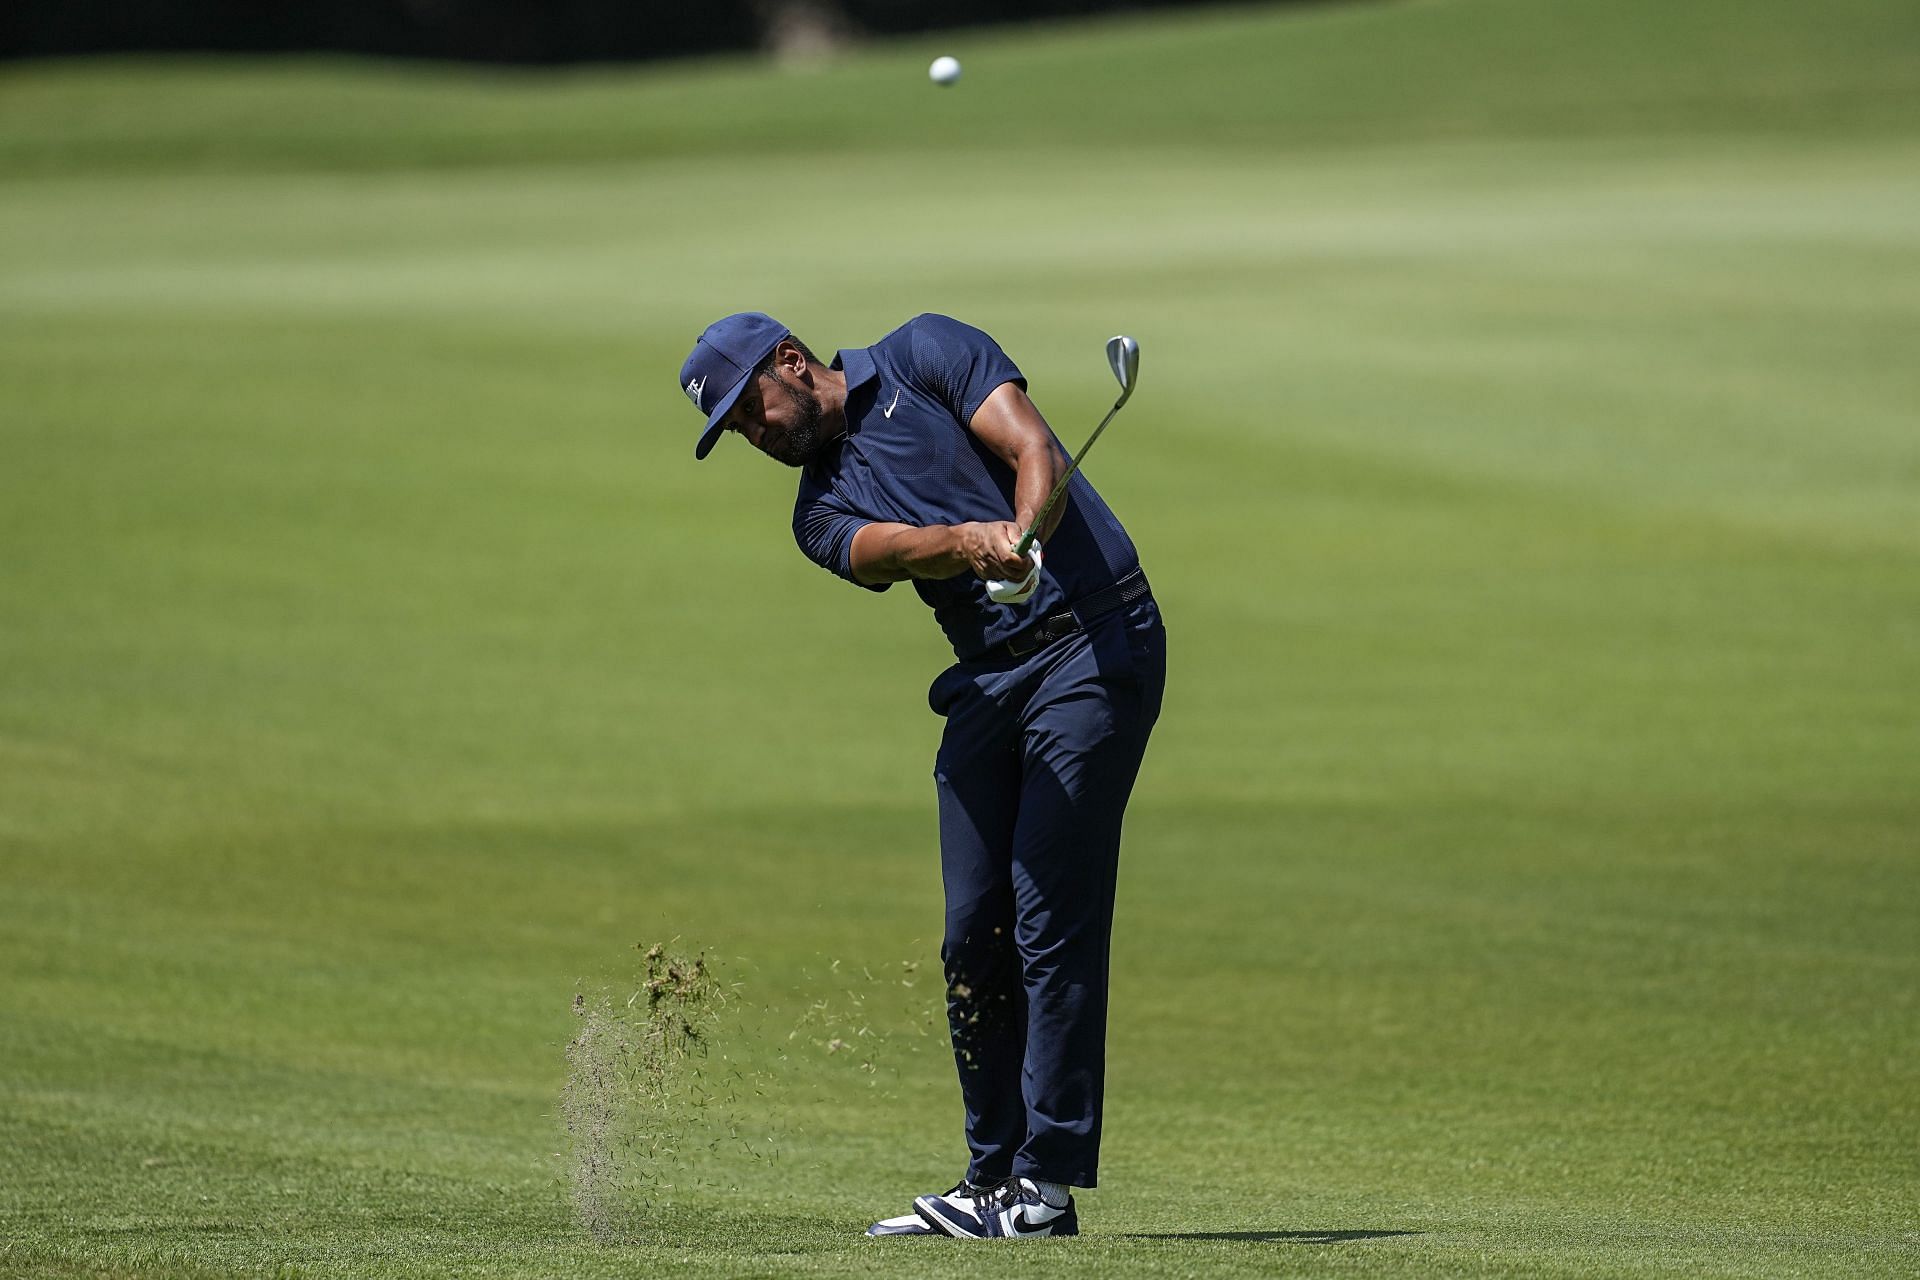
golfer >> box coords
[678,312,1165,1239]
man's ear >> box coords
[778,340,810,382]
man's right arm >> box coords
[851,521,1035,586]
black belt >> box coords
[997,568,1151,660]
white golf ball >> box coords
[929,55,962,87]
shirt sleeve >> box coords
[793,476,888,593]
[904,314,1027,425]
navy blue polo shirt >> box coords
[793,314,1140,661]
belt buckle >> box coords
[1007,609,1071,659]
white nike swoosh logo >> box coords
[883,389,901,418]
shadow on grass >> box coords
[1123,1229,1422,1245]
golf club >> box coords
[1012,334,1140,560]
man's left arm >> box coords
[968,383,1071,546]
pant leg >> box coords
[1010,600,1166,1188]
[932,665,1027,1184]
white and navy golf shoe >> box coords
[867,1178,1001,1237]
[913,1177,1079,1240]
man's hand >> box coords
[956,521,1033,581]
[986,540,1043,604]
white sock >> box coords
[1029,1178,1071,1208]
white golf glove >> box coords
[986,541,1043,604]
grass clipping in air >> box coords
[561,943,731,1242]
[558,945,937,1241]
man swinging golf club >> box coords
[677,312,1165,1239]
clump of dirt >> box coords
[560,943,945,1239]
[561,943,729,1241]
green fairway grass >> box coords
[3,0,1918,1275]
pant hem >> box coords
[1011,1162,1097,1189]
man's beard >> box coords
[764,383,829,468]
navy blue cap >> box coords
[680,312,790,459]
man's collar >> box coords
[833,346,877,392]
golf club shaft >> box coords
[1012,395,1126,560]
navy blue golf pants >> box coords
[927,594,1165,1189]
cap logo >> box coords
[684,375,707,408]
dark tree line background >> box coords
[2,0,1293,64]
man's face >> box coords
[721,366,828,468]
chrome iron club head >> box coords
[1106,334,1139,403]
